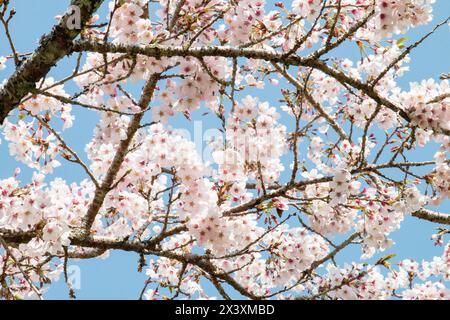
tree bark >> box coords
[0,0,105,124]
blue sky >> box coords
[0,0,449,299]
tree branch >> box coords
[72,40,450,136]
[80,74,160,237]
[0,0,105,124]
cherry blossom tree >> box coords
[0,0,449,300]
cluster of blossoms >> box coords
[309,70,343,105]
[144,258,204,299]
[263,226,330,286]
[108,1,152,45]
[395,79,450,133]
[431,149,450,201]
[157,0,227,43]
[2,120,62,174]
[221,0,267,45]
[86,121,207,235]
[74,52,171,105]
[0,174,92,299]
[402,282,449,300]
[101,189,152,237]
[389,243,450,299]
[1,78,75,173]
[288,0,434,47]
[344,44,412,129]
[310,203,358,235]
[373,0,435,40]
[305,176,404,259]
[399,251,450,282]
[18,78,74,127]
[310,242,449,300]
[76,2,233,116]
[211,96,288,200]
[329,168,359,206]
[300,168,359,236]
[312,263,388,300]
[0,173,94,255]
[205,225,330,296]
[178,178,265,255]
[346,96,399,131]
[299,168,356,235]
[357,188,424,258]
[156,57,231,114]
[143,233,206,299]
[0,248,62,299]
[86,117,266,255]
[359,44,410,86]
[292,0,323,21]
[301,166,427,259]
[215,253,271,296]
[75,2,181,102]
[342,139,375,165]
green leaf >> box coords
[397,37,408,49]
[376,253,397,270]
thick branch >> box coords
[80,74,159,236]
[223,160,448,217]
[411,209,450,225]
[0,0,105,124]
[73,41,450,137]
